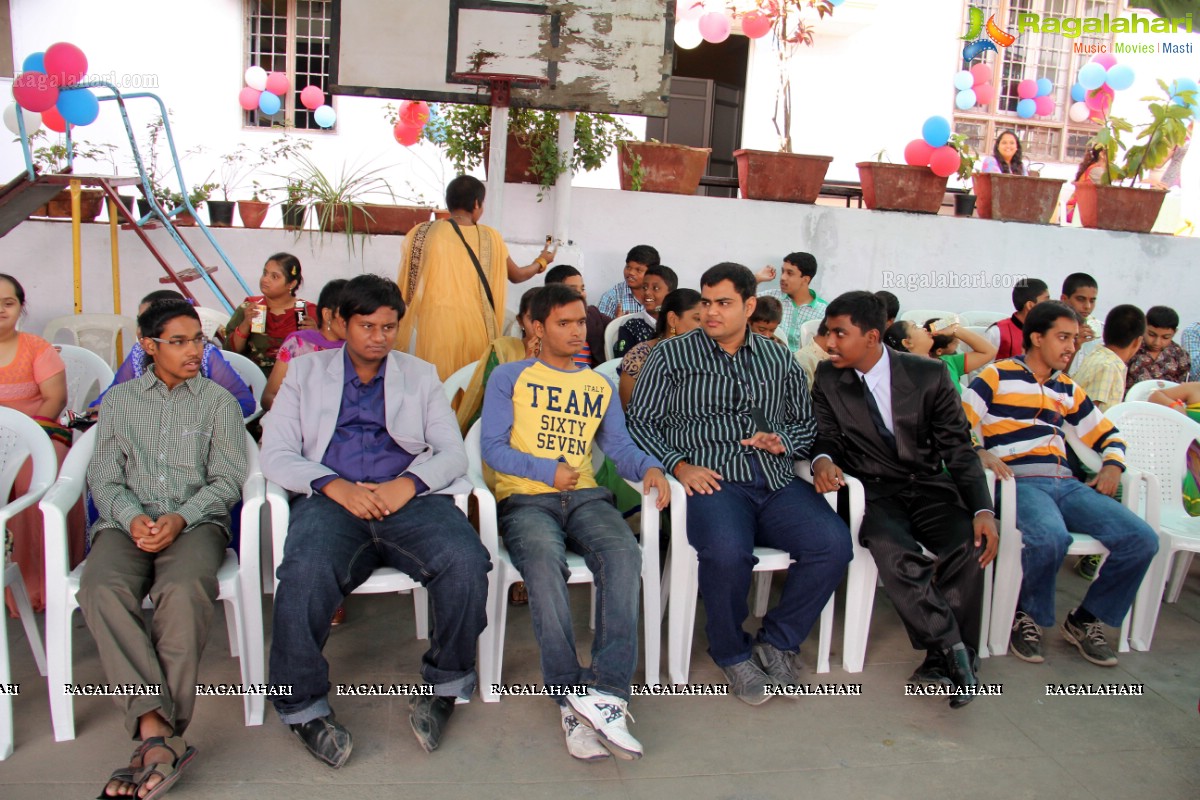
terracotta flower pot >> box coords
[856,162,948,214]
[361,204,434,235]
[175,209,198,227]
[1071,182,1167,233]
[44,188,105,221]
[314,202,369,233]
[237,199,269,229]
[972,173,1066,224]
[618,141,710,195]
[733,150,833,204]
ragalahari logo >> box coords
[962,6,1018,61]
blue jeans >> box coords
[499,488,641,702]
[1015,477,1158,628]
[270,493,492,724]
[686,460,852,667]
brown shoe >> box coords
[508,582,528,605]
[330,606,347,626]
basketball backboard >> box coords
[331,0,673,116]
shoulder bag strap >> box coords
[448,219,496,312]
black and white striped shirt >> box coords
[626,327,815,491]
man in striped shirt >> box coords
[627,263,852,705]
[963,302,1158,668]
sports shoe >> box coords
[566,689,643,760]
[1074,554,1102,581]
[720,658,772,706]
[560,706,611,761]
[1009,610,1045,663]
[752,640,801,695]
[1062,612,1118,667]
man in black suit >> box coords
[810,292,998,708]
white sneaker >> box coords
[566,689,643,760]
[560,706,611,761]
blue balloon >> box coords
[955,89,977,110]
[1036,78,1053,97]
[22,52,45,74]
[1078,63,1106,90]
[922,115,951,148]
[1105,64,1134,91]
[56,87,99,126]
[313,104,336,128]
[1172,77,1198,94]
[258,91,281,115]
[953,70,974,91]
[1070,83,1086,103]
[829,0,845,5]
[1016,98,1036,119]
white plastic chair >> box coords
[959,310,1008,328]
[799,318,821,349]
[55,344,114,416]
[1104,402,1200,650]
[195,307,232,343]
[442,362,476,406]
[0,408,54,760]
[1125,379,1178,403]
[898,309,956,325]
[39,427,267,741]
[667,460,859,683]
[222,350,267,422]
[43,314,137,371]
[593,357,621,385]
[465,422,675,701]
[603,313,638,361]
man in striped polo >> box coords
[963,301,1158,667]
[627,263,852,705]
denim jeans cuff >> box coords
[591,680,632,702]
[276,696,332,726]
[711,649,755,669]
[428,670,476,700]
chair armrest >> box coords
[264,479,291,591]
[0,474,54,528]
[470,483,500,557]
[794,459,865,537]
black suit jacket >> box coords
[811,348,993,513]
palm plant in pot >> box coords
[1075,81,1194,233]
[283,154,396,249]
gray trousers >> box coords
[77,524,225,738]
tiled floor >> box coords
[2,560,1197,799]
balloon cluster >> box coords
[393,100,431,147]
[10,43,99,135]
[1168,77,1199,118]
[952,64,995,110]
[1015,75,1055,119]
[673,0,845,49]
[904,116,961,179]
[239,67,336,128]
[1068,54,1134,123]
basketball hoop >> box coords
[451,72,550,108]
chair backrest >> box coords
[195,306,232,342]
[1125,379,1178,403]
[502,316,523,339]
[603,313,638,361]
[959,310,1008,328]
[898,309,956,325]
[0,407,58,520]
[466,419,602,489]
[593,357,621,385]
[800,318,821,349]
[42,313,137,370]
[221,350,267,416]
[1105,401,1200,512]
[443,362,476,405]
[55,344,115,415]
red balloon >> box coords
[264,71,290,96]
[929,145,960,178]
[42,105,68,133]
[970,63,992,87]
[299,85,324,111]
[399,100,430,127]
[904,138,934,167]
[43,42,87,87]
[238,87,262,111]
[1085,84,1114,111]
[13,71,59,112]
[393,121,422,146]
[973,82,994,106]
[1017,79,1038,100]
[1034,95,1055,116]
[741,10,773,39]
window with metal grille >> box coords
[244,0,333,130]
[953,0,1120,166]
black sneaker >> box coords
[720,658,772,706]
[289,713,352,768]
[1074,555,1102,581]
[1009,610,1045,663]
[1062,612,1118,667]
[752,640,801,695]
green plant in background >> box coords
[166,182,218,212]
[623,145,645,192]
[947,132,978,187]
[1092,82,1195,186]
[281,154,395,251]
[27,130,118,175]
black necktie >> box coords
[861,374,897,452]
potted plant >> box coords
[280,177,308,230]
[948,133,978,217]
[238,180,272,229]
[282,155,397,246]
[857,149,949,214]
[730,1,838,203]
[966,132,1065,225]
[28,131,115,221]
[234,132,311,228]
[165,182,217,226]
[617,139,711,195]
[1073,81,1192,233]
[206,147,249,227]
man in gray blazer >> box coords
[261,274,491,767]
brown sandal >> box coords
[508,582,528,605]
[131,736,197,800]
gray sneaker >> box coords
[1062,612,1118,667]
[752,640,801,695]
[1009,610,1045,663]
[721,658,772,706]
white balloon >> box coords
[1068,101,1090,123]
[244,65,268,91]
[674,18,703,49]
[3,102,41,136]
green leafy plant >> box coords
[280,154,395,250]
[871,148,891,163]
[166,182,218,212]
[212,132,312,201]
[28,130,118,175]
[623,144,645,192]
[947,132,978,187]
[1091,82,1196,186]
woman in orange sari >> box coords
[397,176,554,380]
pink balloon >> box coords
[1091,53,1118,70]
[1034,95,1055,116]
[929,145,960,178]
[1085,84,1114,111]
[1017,79,1038,100]
[904,139,934,167]
[698,11,731,43]
[399,100,430,127]
[42,105,67,133]
[970,63,992,87]
[973,82,994,106]
[393,121,422,146]
[264,71,290,96]
[741,10,773,39]
[299,85,324,111]
[238,86,262,111]
[12,71,59,112]
[676,0,706,23]
[43,42,87,87]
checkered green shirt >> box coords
[87,367,248,543]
